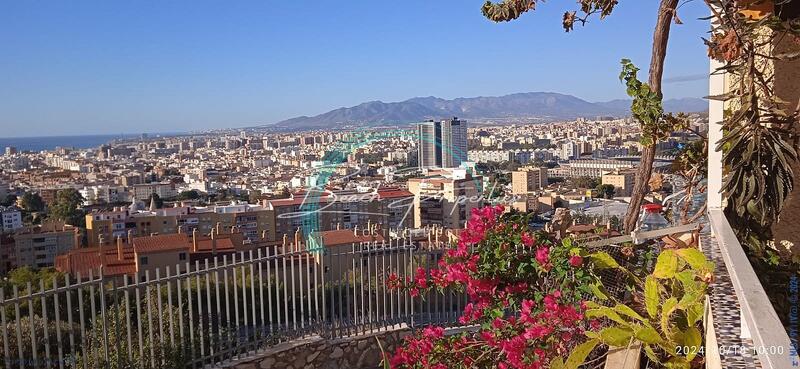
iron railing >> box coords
[0,237,461,369]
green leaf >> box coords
[565,339,599,369]
[634,325,663,344]
[645,276,660,319]
[661,297,678,335]
[614,304,647,322]
[664,357,691,369]
[588,252,620,269]
[675,248,711,272]
[599,327,634,347]
[679,327,702,361]
[686,302,704,327]
[644,344,662,365]
[587,307,629,326]
[589,283,609,301]
[550,357,565,369]
[653,250,678,279]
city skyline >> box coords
[1,0,712,137]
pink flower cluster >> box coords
[386,205,595,369]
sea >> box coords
[0,133,182,152]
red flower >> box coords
[569,255,583,267]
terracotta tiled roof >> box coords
[133,234,190,254]
[376,188,414,199]
[319,230,385,247]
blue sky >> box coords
[0,1,711,137]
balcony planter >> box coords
[604,343,641,369]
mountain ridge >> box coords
[267,92,706,131]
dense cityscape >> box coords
[0,114,707,281]
[2,0,799,369]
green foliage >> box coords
[619,59,689,146]
[18,192,44,213]
[594,184,615,199]
[176,190,200,201]
[0,194,17,207]
[50,189,85,227]
[587,247,714,367]
[572,176,599,189]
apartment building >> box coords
[511,167,549,195]
[85,202,276,247]
[132,182,177,200]
[0,206,23,233]
[601,168,638,197]
[56,229,276,282]
[13,221,80,270]
[408,171,483,229]
[264,187,414,240]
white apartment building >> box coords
[1,206,23,232]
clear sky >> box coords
[0,0,712,137]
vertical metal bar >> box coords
[166,267,175,349]
[282,246,289,336]
[13,286,23,369]
[76,272,87,369]
[195,260,205,363]
[27,282,37,369]
[175,265,185,366]
[123,275,133,361]
[185,262,195,367]
[39,280,51,369]
[266,248,274,336]
[65,274,76,365]
[145,270,155,369]
[409,239,415,327]
[290,246,297,332]
[248,250,256,348]
[155,268,165,363]
[51,277,65,369]
[367,244,373,332]
[231,254,240,357]
[206,259,215,362]
[343,246,349,335]
[213,257,222,362]
[381,242,387,328]
[222,255,231,358]
[314,244,321,327]
[240,253,248,342]
[99,269,110,366]
[110,276,123,369]
[0,289,10,369]
[134,273,144,369]
[88,271,98,367]
[297,245,305,331]
[257,249,265,346]
[359,244,365,330]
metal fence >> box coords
[0,237,462,369]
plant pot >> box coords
[604,343,642,369]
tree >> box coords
[50,189,84,226]
[18,192,44,212]
[0,194,16,207]
[572,176,598,189]
[595,183,616,199]
[177,190,200,201]
[480,0,680,232]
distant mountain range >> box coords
[267,92,706,131]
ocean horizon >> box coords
[0,133,183,152]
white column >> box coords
[707,58,726,211]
